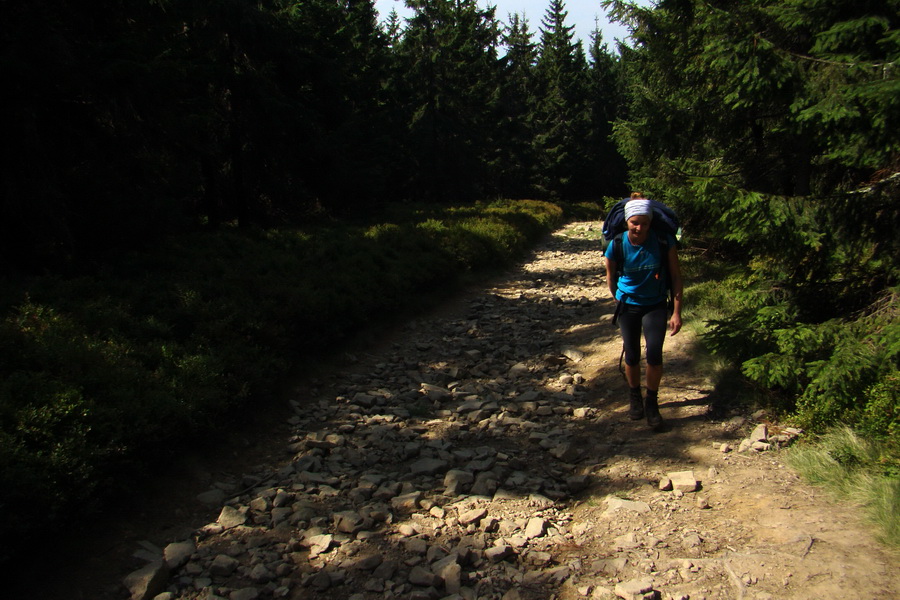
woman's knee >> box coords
[643,308,667,365]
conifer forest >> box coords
[1,0,898,552]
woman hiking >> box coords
[604,193,683,430]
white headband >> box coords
[624,199,653,221]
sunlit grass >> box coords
[785,427,900,548]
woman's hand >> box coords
[668,313,682,335]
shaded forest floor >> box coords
[15,221,899,600]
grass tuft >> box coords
[785,427,900,548]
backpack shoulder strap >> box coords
[613,233,624,276]
[656,232,674,307]
[656,231,669,254]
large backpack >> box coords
[603,198,681,321]
[601,197,680,252]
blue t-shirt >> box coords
[605,232,675,305]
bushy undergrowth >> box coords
[675,188,899,546]
[686,247,900,545]
[0,199,564,550]
[681,173,900,443]
[703,279,900,439]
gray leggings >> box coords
[618,301,668,366]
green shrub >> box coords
[861,373,900,441]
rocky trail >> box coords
[24,222,899,600]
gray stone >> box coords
[526,551,553,566]
[614,532,641,551]
[749,423,768,442]
[410,457,449,476]
[484,544,515,562]
[432,554,462,592]
[668,471,698,493]
[443,470,475,493]
[123,560,169,600]
[524,517,548,539]
[333,510,366,534]
[406,536,430,555]
[421,383,452,401]
[249,563,274,583]
[752,441,772,452]
[409,565,440,587]
[458,507,488,525]
[229,587,260,600]
[614,579,655,600]
[210,554,239,577]
[163,540,195,570]
[392,490,423,511]
[307,570,332,590]
[271,506,293,525]
[352,393,379,408]
[350,554,383,570]
[457,399,486,413]
[470,472,499,496]
[590,584,619,599]
[249,497,270,512]
[549,441,581,462]
[217,505,248,529]
[508,362,530,378]
[604,496,651,515]
[561,347,585,362]
[572,407,592,419]
[373,560,398,580]
[306,533,333,557]
[592,557,628,575]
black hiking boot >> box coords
[628,387,644,420]
[645,390,664,430]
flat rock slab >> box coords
[217,505,248,529]
[410,457,449,476]
[668,470,699,493]
[123,560,169,600]
[614,578,655,600]
[604,496,651,515]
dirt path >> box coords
[479,222,899,599]
[18,221,898,600]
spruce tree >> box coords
[398,0,502,201]
[585,27,628,198]
[532,0,591,199]
[491,13,539,198]
[604,0,900,435]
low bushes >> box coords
[0,199,565,549]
